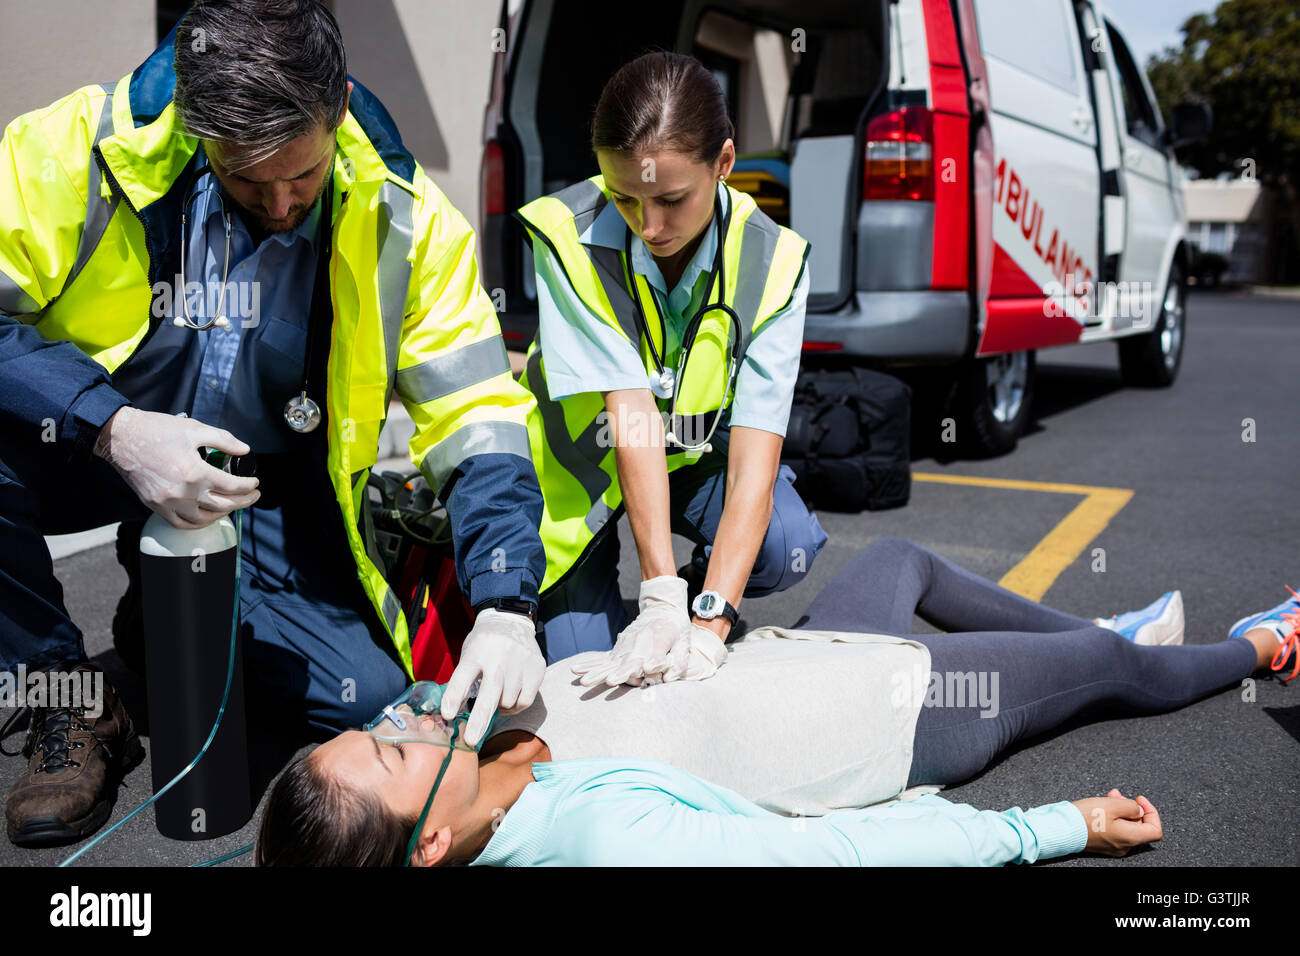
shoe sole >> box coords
[1134,591,1184,646]
[6,732,145,848]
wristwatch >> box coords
[691,590,739,626]
[473,597,538,623]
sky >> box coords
[1107,0,1218,66]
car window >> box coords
[974,0,1079,94]
[1104,21,1161,149]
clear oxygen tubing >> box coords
[59,509,252,867]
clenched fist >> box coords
[1071,788,1163,857]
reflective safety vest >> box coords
[514,175,809,593]
[0,49,534,677]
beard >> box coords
[230,147,335,235]
[249,170,330,234]
[256,206,311,234]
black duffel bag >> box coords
[781,367,912,512]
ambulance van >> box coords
[479,0,1210,455]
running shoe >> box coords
[1229,586,1299,682]
[1094,590,1184,646]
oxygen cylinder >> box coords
[138,511,252,840]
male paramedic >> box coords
[0,0,546,848]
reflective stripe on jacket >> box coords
[0,33,540,676]
[514,175,809,592]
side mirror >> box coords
[1168,102,1212,148]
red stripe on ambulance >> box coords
[989,157,1093,298]
[978,157,1093,354]
[978,242,1086,354]
[921,0,971,291]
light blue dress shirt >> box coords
[470,758,1089,866]
[534,183,810,437]
[179,150,322,452]
[185,164,319,429]
[109,158,323,453]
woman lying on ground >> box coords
[255,536,1298,867]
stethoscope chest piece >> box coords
[649,367,676,399]
[624,191,744,454]
[283,392,321,433]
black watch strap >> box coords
[473,597,538,622]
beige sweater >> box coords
[489,626,941,817]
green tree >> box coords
[1146,0,1300,185]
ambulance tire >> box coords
[1119,264,1185,388]
[951,350,1035,459]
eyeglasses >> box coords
[363,682,474,867]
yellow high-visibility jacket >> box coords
[515,176,809,593]
[0,40,544,677]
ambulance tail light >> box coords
[481,139,506,217]
[864,107,934,202]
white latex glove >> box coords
[569,576,691,688]
[441,607,545,748]
[93,406,259,529]
[662,623,729,682]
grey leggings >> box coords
[792,537,1258,788]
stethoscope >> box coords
[622,189,744,454]
[175,186,232,332]
[174,176,322,433]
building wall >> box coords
[334,0,498,232]
[1184,178,1271,284]
[0,1,157,127]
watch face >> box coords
[695,592,718,616]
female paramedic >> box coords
[511,51,827,677]
[254,536,1299,866]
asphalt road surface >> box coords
[3,290,1296,868]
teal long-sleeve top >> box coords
[470,758,1089,867]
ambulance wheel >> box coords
[951,350,1035,458]
[1119,265,1185,387]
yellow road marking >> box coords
[912,472,1134,601]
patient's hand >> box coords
[1071,789,1163,857]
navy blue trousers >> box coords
[793,537,1259,787]
[538,427,829,662]
[0,434,408,736]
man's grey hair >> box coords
[174,0,348,172]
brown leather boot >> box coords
[2,663,144,847]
